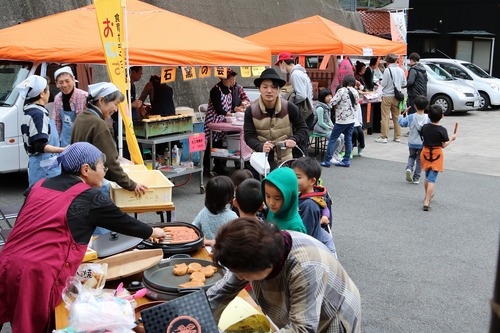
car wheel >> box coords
[478,92,490,111]
[432,95,453,116]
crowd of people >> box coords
[1,49,460,332]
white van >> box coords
[0,61,65,173]
[422,58,500,110]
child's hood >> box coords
[262,167,299,219]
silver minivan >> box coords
[422,58,500,110]
[420,62,480,115]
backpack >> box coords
[305,107,318,130]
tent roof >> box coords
[245,15,406,56]
[0,0,270,66]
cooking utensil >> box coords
[143,258,224,294]
[92,231,144,258]
[138,222,204,256]
[95,249,163,281]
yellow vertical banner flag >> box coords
[161,67,177,83]
[198,66,211,78]
[94,0,143,164]
[181,66,197,81]
[239,66,252,78]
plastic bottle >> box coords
[171,145,179,166]
[164,148,170,166]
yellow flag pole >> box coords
[94,0,144,165]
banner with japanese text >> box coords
[94,0,143,164]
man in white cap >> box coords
[52,66,88,146]
[18,75,65,187]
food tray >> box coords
[134,115,193,139]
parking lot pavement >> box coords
[362,107,500,177]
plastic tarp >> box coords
[245,15,406,56]
[0,0,270,66]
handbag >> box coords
[389,68,405,101]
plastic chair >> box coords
[197,103,208,122]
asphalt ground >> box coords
[1,107,499,332]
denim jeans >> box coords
[406,147,422,180]
[94,179,112,236]
[324,123,354,163]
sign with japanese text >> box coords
[240,66,252,78]
[251,66,266,77]
[198,66,211,78]
[188,133,206,152]
[161,67,177,83]
[94,0,143,164]
[215,66,227,78]
[181,66,197,81]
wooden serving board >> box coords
[95,249,164,281]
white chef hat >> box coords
[16,75,47,99]
[54,66,78,82]
[88,82,119,99]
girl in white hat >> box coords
[18,75,65,187]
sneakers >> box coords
[393,138,401,142]
[403,131,410,137]
[357,148,364,156]
[331,154,342,163]
[412,179,420,185]
[375,137,388,143]
[350,152,354,159]
[334,161,350,167]
[405,169,413,182]
[320,161,331,168]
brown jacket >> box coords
[71,108,136,191]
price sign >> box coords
[251,66,265,77]
[181,66,196,81]
[199,66,211,78]
[189,133,206,152]
[161,67,176,83]
[240,66,252,78]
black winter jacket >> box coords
[406,63,427,97]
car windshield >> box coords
[461,62,491,78]
[425,63,454,81]
[0,61,32,107]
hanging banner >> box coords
[181,66,197,81]
[199,66,211,78]
[390,11,407,43]
[240,66,252,77]
[94,0,143,164]
[251,66,266,77]
[215,66,227,78]
[161,66,177,83]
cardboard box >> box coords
[110,170,174,208]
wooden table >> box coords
[54,247,262,329]
[119,203,175,222]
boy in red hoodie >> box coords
[292,157,337,256]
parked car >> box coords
[422,58,500,110]
[419,62,480,115]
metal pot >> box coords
[137,222,204,256]
[142,256,224,300]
